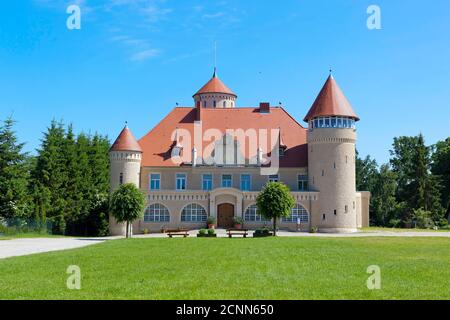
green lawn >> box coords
[0,237,449,300]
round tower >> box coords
[304,75,360,233]
[109,124,142,236]
[193,69,237,109]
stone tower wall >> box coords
[307,128,358,233]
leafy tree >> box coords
[110,183,145,238]
[0,117,31,220]
[356,151,378,192]
[256,182,295,236]
[431,138,450,219]
[371,164,398,226]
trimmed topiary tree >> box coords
[256,182,295,236]
[110,183,145,238]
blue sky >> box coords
[0,0,449,164]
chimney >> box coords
[192,147,198,167]
[196,100,202,121]
[259,102,270,114]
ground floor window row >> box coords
[244,204,309,223]
[144,203,309,224]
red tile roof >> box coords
[304,75,359,122]
[110,126,142,152]
[139,107,307,167]
[194,73,236,97]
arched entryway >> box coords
[217,203,235,229]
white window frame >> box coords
[244,204,270,222]
[181,203,207,222]
[268,174,279,183]
[144,203,170,222]
[297,174,308,191]
[283,204,309,223]
[175,173,187,191]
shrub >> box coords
[413,208,435,229]
[207,228,215,235]
[310,227,318,234]
[199,229,207,235]
[207,216,216,225]
[233,217,244,225]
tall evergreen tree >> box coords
[32,120,67,234]
[431,138,450,219]
[0,117,31,220]
[390,134,443,225]
[371,164,398,226]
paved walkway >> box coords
[0,238,105,260]
[131,229,450,239]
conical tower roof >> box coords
[110,125,142,152]
[194,69,236,97]
[304,75,359,122]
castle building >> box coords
[109,71,370,235]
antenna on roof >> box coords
[125,121,128,127]
[329,68,334,78]
[213,41,217,77]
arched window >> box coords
[144,203,170,222]
[223,101,226,108]
[181,204,207,222]
[283,204,309,223]
[244,205,270,222]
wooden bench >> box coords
[167,229,190,238]
[226,229,249,238]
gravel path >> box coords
[0,238,105,260]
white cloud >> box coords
[202,12,225,19]
[130,49,161,61]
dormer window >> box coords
[172,145,182,157]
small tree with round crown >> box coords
[110,183,145,238]
[256,182,295,236]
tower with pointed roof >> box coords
[193,69,237,109]
[304,75,360,233]
[109,124,142,236]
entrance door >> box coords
[217,203,235,229]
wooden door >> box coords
[217,203,235,229]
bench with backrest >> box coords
[167,229,190,238]
[226,229,249,238]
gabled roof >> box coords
[304,75,359,122]
[139,107,307,167]
[110,126,142,152]
[194,71,236,97]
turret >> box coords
[304,75,360,233]
[193,69,237,109]
[109,124,142,236]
